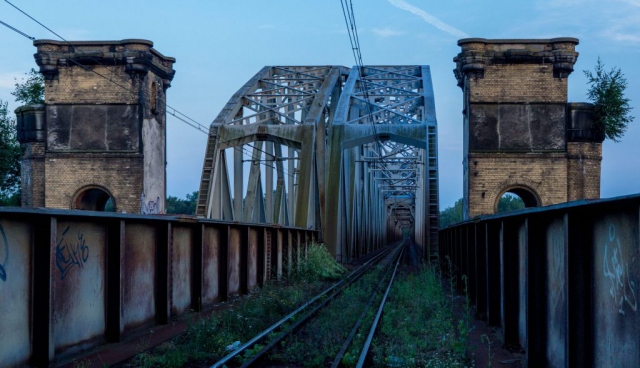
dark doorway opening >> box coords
[73,187,116,212]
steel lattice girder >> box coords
[197,66,346,234]
[197,65,439,262]
[325,65,439,262]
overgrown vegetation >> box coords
[440,194,525,228]
[439,198,463,228]
[12,68,45,106]
[130,243,344,367]
[0,69,46,206]
[269,270,380,366]
[293,242,347,282]
[584,58,634,142]
[497,193,524,213]
[372,266,469,367]
[0,100,21,205]
[166,191,198,215]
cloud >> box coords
[620,0,640,6]
[371,27,404,37]
[387,0,468,38]
[602,28,640,44]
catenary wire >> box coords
[0,19,34,40]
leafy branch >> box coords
[584,58,634,142]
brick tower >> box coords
[15,39,175,213]
[453,38,603,219]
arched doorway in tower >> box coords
[72,186,116,212]
[495,186,540,214]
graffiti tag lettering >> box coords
[0,223,8,282]
[603,225,637,314]
[141,193,161,215]
[56,226,89,280]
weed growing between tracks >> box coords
[267,268,383,366]
[130,243,345,367]
[371,267,469,367]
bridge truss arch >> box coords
[197,65,439,261]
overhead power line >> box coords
[5,0,298,178]
[4,0,209,135]
[0,19,34,40]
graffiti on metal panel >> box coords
[56,226,89,280]
[0,223,8,282]
[603,224,637,314]
[141,193,161,214]
[550,229,565,312]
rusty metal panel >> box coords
[545,216,568,367]
[296,231,301,272]
[265,229,271,281]
[202,225,221,304]
[518,220,528,351]
[286,230,292,276]
[170,226,192,316]
[277,229,283,278]
[486,221,501,326]
[0,219,32,367]
[53,221,106,353]
[248,228,258,291]
[122,223,156,330]
[592,211,640,367]
[228,227,241,295]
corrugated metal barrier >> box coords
[0,208,317,367]
[439,194,640,367]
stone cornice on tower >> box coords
[453,37,579,87]
[33,39,176,87]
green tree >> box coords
[497,193,525,213]
[440,195,526,227]
[0,100,21,206]
[439,198,463,228]
[166,191,198,215]
[12,68,45,105]
[584,58,634,142]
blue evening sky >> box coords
[1,0,639,209]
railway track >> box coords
[210,241,407,368]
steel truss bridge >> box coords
[197,65,439,261]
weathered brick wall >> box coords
[567,142,602,201]
[467,153,568,217]
[44,154,143,213]
[17,39,175,213]
[20,142,45,207]
[455,38,602,218]
[45,66,139,105]
[469,64,567,103]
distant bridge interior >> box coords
[197,65,439,261]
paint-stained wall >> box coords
[53,221,106,353]
[439,195,640,367]
[0,208,315,367]
[0,220,32,367]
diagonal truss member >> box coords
[197,66,346,232]
[197,65,438,261]
[326,65,439,261]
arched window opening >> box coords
[73,187,116,212]
[496,187,539,214]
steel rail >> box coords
[330,242,405,367]
[356,243,406,367]
[238,243,403,367]
[210,243,398,368]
